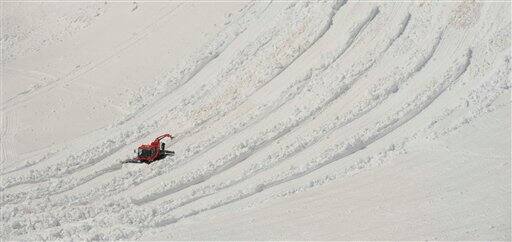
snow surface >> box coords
[1,1,510,240]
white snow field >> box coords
[1,1,510,240]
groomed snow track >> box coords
[1,1,510,240]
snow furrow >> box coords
[0,1,347,201]
[0,1,384,230]
[116,1,262,126]
[0,1,275,192]
[0,1,262,177]
[2,2,510,240]
[145,48,473,228]
[130,8,384,205]
[132,13,434,212]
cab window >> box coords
[138,148,155,158]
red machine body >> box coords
[136,133,173,162]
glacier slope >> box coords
[1,1,510,240]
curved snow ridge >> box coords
[2,2,511,241]
[0,132,130,193]
[129,18,389,205]
[0,0,354,233]
[1,1,260,175]
[170,1,349,143]
[2,27,490,241]
[46,2,364,207]
[148,1,346,138]
[0,2,339,193]
[127,7,422,206]
[119,1,264,125]
[93,28,471,231]
[138,22,442,213]
[0,2,344,207]
[0,1,258,178]
[142,47,473,228]
[127,4,381,204]
[0,3,434,234]
[423,49,511,140]
[1,3,391,234]
[0,0,280,193]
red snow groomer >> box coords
[132,133,174,163]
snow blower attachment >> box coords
[123,133,175,164]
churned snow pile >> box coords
[1,1,510,240]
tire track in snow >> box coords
[0,150,60,176]
[0,1,269,193]
[1,68,58,106]
[0,1,260,176]
[1,78,308,206]
[255,49,474,199]
[147,48,473,229]
[115,1,287,132]
[78,3,378,204]
[1,5,484,240]
[125,1,352,176]
[115,1,261,126]
[0,1,370,231]
[2,9,402,238]
[0,3,187,181]
[4,3,508,240]
[0,3,388,235]
[167,0,364,148]
[133,12,424,210]
[0,1,347,197]
[133,12,423,207]
[136,0,347,142]
[2,1,274,182]
[132,6,384,205]
[126,17,448,227]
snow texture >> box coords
[1,1,510,240]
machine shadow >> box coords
[145,150,175,164]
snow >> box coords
[1,1,510,240]
[144,102,510,240]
